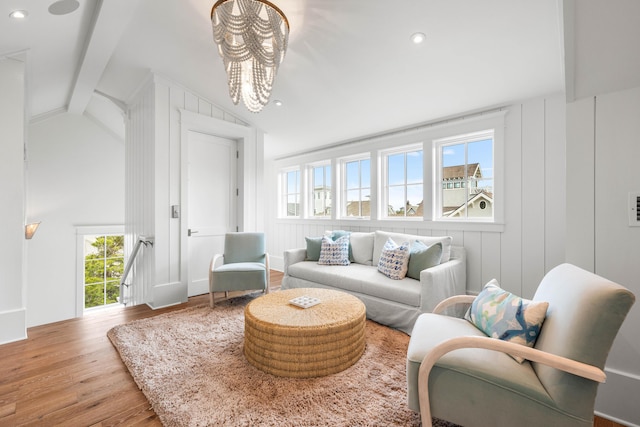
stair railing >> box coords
[119,235,154,306]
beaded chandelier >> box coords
[211,0,289,113]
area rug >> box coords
[108,295,456,427]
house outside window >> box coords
[310,163,331,217]
[382,146,423,218]
[342,156,371,218]
[435,130,494,220]
[281,168,300,217]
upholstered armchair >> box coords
[406,263,635,427]
[209,232,270,307]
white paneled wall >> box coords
[567,87,640,425]
[0,57,26,344]
[265,93,566,300]
[125,73,258,309]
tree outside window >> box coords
[84,235,124,309]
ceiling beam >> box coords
[67,0,140,115]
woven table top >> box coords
[245,288,366,331]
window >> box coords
[310,163,331,217]
[281,168,300,217]
[342,157,370,218]
[83,234,124,310]
[435,130,494,220]
[383,147,423,218]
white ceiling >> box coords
[4,0,636,160]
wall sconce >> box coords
[25,222,41,239]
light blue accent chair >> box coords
[406,263,635,427]
[209,232,270,307]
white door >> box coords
[187,131,237,297]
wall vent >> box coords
[629,192,640,227]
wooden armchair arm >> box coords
[417,335,606,427]
[432,295,476,315]
[265,253,270,293]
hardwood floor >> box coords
[0,270,621,426]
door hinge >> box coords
[236,188,239,196]
[236,226,239,232]
[236,150,239,159]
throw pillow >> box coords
[377,238,410,280]
[328,230,353,261]
[464,279,549,363]
[406,241,443,280]
[305,236,323,261]
[318,235,350,265]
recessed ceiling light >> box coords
[273,100,283,107]
[48,0,80,16]
[9,10,28,19]
[411,32,426,44]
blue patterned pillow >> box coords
[465,279,549,363]
[377,238,410,280]
[318,235,350,265]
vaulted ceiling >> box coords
[2,0,639,159]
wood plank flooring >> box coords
[0,270,621,426]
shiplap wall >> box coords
[125,73,252,308]
[0,57,26,344]
[265,93,566,299]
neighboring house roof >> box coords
[445,190,493,217]
[346,200,371,217]
[443,163,481,180]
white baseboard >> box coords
[270,255,284,272]
[0,308,27,345]
[147,281,187,309]
[595,367,640,426]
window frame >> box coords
[380,144,424,220]
[75,225,125,316]
[307,161,332,219]
[339,154,371,219]
[279,166,301,218]
[433,129,496,222]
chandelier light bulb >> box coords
[211,0,289,113]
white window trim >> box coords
[380,143,424,220]
[306,160,332,219]
[75,225,125,317]
[279,166,301,218]
[339,153,372,219]
[433,125,503,223]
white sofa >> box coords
[281,230,466,335]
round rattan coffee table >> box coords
[244,288,366,378]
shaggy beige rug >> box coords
[108,295,456,427]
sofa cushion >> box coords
[406,312,553,412]
[287,262,421,307]
[407,241,443,280]
[305,236,323,261]
[377,238,410,279]
[464,279,549,363]
[318,235,350,265]
[373,231,453,266]
[350,232,375,265]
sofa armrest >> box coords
[418,246,466,314]
[283,248,307,275]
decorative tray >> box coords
[289,295,321,309]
